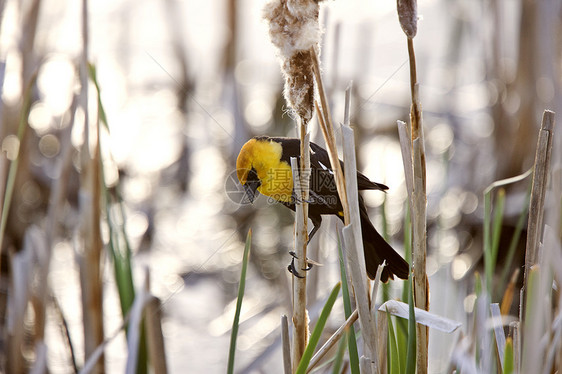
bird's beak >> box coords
[243,180,260,203]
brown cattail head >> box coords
[264,0,321,123]
[397,0,418,39]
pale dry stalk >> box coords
[78,0,104,372]
[264,1,321,369]
[397,0,429,372]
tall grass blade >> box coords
[307,309,358,372]
[227,229,252,374]
[296,282,341,374]
[397,203,412,368]
[89,62,150,372]
[405,275,416,374]
[338,235,360,374]
[281,315,292,374]
[90,61,136,318]
[498,184,531,299]
[402,203,412,302]
[87,63,109,129]
[491,189,506,273]
[482,167,532,297]
[503,337,514,374]
[386,312,400,374]
[125,290,150,374]
[482,183,504,296]
[144,296,168,374]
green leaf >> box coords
[503,337,514,374]
[498,183,531,299]
[482,169,532,297]
[87,63,109,129]
[483,186,505,296]
[296,282,341,374]
[402,203,412,303]
[227,229,252,374]
[395,314,409,373]
[491,188,506,264]
[405,275,416,374]
[386,312,400,374]
[338,235,360,374]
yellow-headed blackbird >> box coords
[236,135,409,282]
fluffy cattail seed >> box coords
[264,0,321,123]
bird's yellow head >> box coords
[236,138,293,203]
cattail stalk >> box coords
[78,0,104,371]
[397,0,428,372]
[264,1,320,369]
[290,129,310,369]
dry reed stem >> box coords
[412,136,428,372]
[406,32,428,372]
[281,315,292,374]
[314,52,378,371]
[311,50,348,219]
[509,321,521,374]
[29,342,47,374]
[79,313,132,374]
[78,1,104,370]
[307,309,359,372]
[522,110,556,321]
[8,247,31,373]
[490,303,506,371]
[372,264,388,374]
[145,296,168,374]
[290,151,309,371]
[32,98,79,347]
[125,286,152,374]
[78,139,104,374]
[28,227,47,347]
[378,300,461,333]
[376,311,389,374]
[500,268,519,315]
[342,126,379,372]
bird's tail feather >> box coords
[360,209,410,282]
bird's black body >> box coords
[247,136,409,282]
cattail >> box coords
[263,0,321,123]
[397,0,418,39]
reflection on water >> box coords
[1,0,556,372]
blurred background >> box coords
[0,0,560,372]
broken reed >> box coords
[396,0,429,372]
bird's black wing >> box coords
[308,141,388,192]
[272,137,387,209]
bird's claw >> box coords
[288,257,305,278]
[287,251,314,277]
